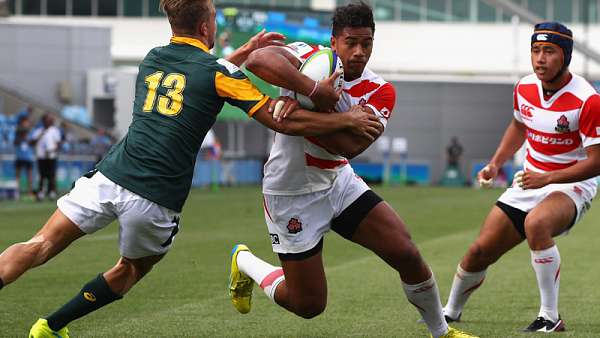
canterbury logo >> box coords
[520,104,534,118]
[534,257,554,264]
[413,284,434,293]
[536,34,548,41]
[83,292,97,302]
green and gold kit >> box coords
[98,37,268,212]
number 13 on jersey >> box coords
[142,71,186,116]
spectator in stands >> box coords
[446,136,464,168]
[90,128,113,165]
[59,121,77,154]
[14,115,35,198]
[17,105,33,124]
[30,113,62,201]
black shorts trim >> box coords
[278,238,323,261]
[496,201,527,239]
[331,190,383,240]
[496,200,577,239]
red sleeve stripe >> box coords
[305,153,348,169]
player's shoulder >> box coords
[350,67,394,95]
[566,73,598,101]
[517,74,538,86]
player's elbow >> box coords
[246,50,268,74]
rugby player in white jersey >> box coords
[442,22,600,332]
[227,2,478,338]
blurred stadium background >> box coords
[1,1,600,336]
[0,0,599,195]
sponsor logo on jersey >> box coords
[83,292,97,302]
[287,217,303,234]
[216,58,240,75]
[520,104,534,119]
[534,257,554,264]
[555,115,571,133]
[270,233,280,245]
[380,107,391,118]
[527,131,575,145]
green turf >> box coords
[1,186,599,337]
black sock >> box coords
[0,277,4,290]
[46,274,122,331]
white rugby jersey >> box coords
[513,73,600,173]
[262,42,396,195]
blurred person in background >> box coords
[59,121,77,154]
[218,31,234,58]
[90,128,113,164]
[14,114,35,199]
[443,22,600,333]
[30,113,62,201]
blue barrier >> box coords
[351,161,431,185]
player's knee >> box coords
[524,217,552,245]
[295,298,327,319]
[465,242,496,268]
[19,235,53,265]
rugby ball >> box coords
[294,48,344,109]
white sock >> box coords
[237,251,285,302]
[403,275,448,338]
[444,264,486,319]
[531,245,561,322]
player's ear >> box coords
[330,36,336,52]
[198,20,207,37]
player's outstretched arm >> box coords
[225,29,286,67]
[246,46,340,111]
[252,99,381,139]
[309,106,384,159]
[519,144,600,189]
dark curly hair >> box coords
[332,1,375,37]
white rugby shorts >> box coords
[263,165,370,254]
[498,178,596,226]
[57,171,181,259]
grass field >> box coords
[1,186,600,337]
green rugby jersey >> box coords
[98,37,268,212]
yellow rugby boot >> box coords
[29,318,70,338]
[434,326,479,338]
[228,244,255,314]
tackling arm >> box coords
[252,99,381,139]
[245,46,314,97]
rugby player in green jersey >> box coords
[0,0,383,336]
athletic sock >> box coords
[531,245,561,322]
[46,274,122,331]
[403,275,448,338]
[0,277,4,290]
[237,251,284,302]
[444,264,486,319]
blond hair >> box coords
[159,0,211,34]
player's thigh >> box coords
[349,201,416,262]
[464,206,524,267]
[525,191,576,240]
[117,197,180,260]
[279,247,327,305]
